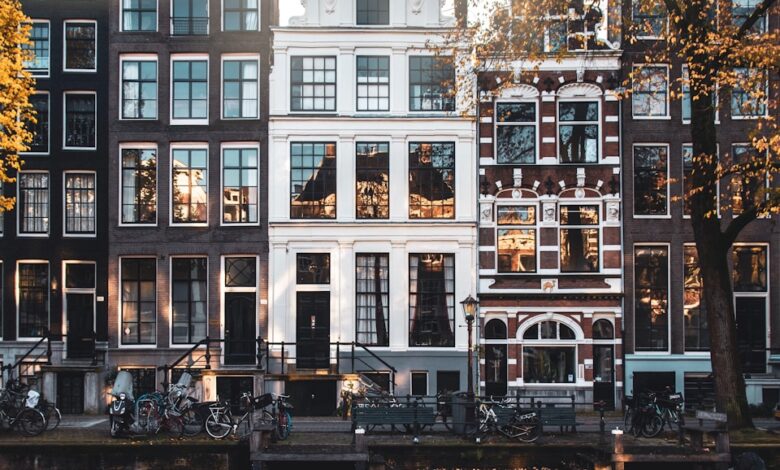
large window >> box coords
[172,147,208,224]
[681,65,691,122]
[223,0,259,31]
[733,245,768,373]
[172,0,209,35]
[64,21,96,72]
[290,57,336,112]
[731,144,766,214]
[123,0,157,31]
[683,245,708,351]
[222,146,258,224]
[409,254,455,347]
[356,142,389,219]
[121,147,157,224]
[731,68,767,118]
[23,21,49,76]
[497,205,536,273]
[18,172,49,235]
[356,254,389,346]
[64,92,96,149]
[296,253,330,284]
[633,66,668,117]
[633,145,668,216]
[522,320,577,384]
[27,93,49,154]
[357,0,389,25]
[290,142,337,219]
[121,258,156,345]
[560,205,599,272]
[682,144,719,217]
[172,258,207,344]
[172,58,208,122]
[64,173,96,236]
[495,102,536,164]
[18,262,49,338]
[632,0,666,38]
[222,58,258,119]
[732,0,766,34]
[121,58,157,119]
[558,101,598,163]
[356,56,389,111]
[634,246,669,351]
[409,56,455,112]
[409,142,455,219]
[733,245,767,292]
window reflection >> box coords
[497,205,536,273]
[409,142,455,219]
[634,246,668,351]
[558,102,598,163]
[356,142,389,219]
[683,245,708,351]
[290,143,337,219]
[172,148,208,223]
[733,246,767,292]
[560,205,599,272]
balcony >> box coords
[171,17,209,36]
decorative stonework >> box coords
[324,0,336,14]
[411,0,424,14]
[542,202,556,223]
[606,201,620,222]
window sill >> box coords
[63,68,97,73]
[631,115,671,120]
[118,223,158,227]
[170,119,209,126]
[63,146,97,151]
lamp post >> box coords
[461,294,479,397]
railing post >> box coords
[336,342,340,374]
[265,341,270,373]
[256,337,262,370]
[351,342,355,373]
[91,331,98,366]
[45,331,52,365]
[204,336,211,369]
[280,341,285,375]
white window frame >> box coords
[518,316,583,386]
[62,260,97,357]
[119,142,159,227]
[120,0,159,33]
[170,54,210,126]
[118,256,158,348]
[220,54,260,120]
[63,170,97,238]
[170,142,209,227]
[495,202,539,274]
[731,68,769,120]
[169,255,209,348]
[25,19,51,78]
[219,255,259,365]
[632,243,672,355]
[632,64,670,120]
[494,99,539,164]
[682,143,720,219]
[681,243,709,356]
[556,98,601,164]
[221,0,261,32]
[355,54,391,113]
[631,0,668,40]
[170,0,210,35]
[119,54,159,121]
[16,170,50,238]
[681,65,720,125]
[558,202,602,274]
[22,91,50,156]
[220,142,260,226]
[730,142,770,215]
[62,91,98,151]
[16,260,50,341]
[63,19,98,73]
[732,242,771,374]
[632,143,670,219]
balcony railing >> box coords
[171,17,209,36]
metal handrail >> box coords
[1,331,52,381]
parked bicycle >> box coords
[465,397,541,442]
[205,392,274,440]
[624,390,682,438]
[0,379,46,436]
[4,379,60,431]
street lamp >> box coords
[461,294,479,396]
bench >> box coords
[352,405,436,434]
[680,410,729,454]
[538,406,577,432]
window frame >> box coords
[632,64,670,119]
[682,243,709,354]
[408,141,456,220]
[519,318,580,385]
[632,143,670,218]
[494,99,539,165]
[731,0,768,34]
[121,0,159,32]
[355,0,390,26]
[730,67,768,120]
[170,0,210,36]
[289,141,338,220]
[221,0,260,32]
[220,255,259,361]
[220,142,260,226]
[16,260,50,341]
[730,142,770,215]
[120,54,159,121]
[355,141,390,219]
[410,371,428,396]
[408,54,455,113]
[732,242,770,373]
[408,253,456,349]
[556,99,600,164]
[24,20,50,78]
[633,243,671,354]
[289,55,338,113]
[682,143,720,219]
[62,260,97,357]
[170,54,210,126]
[169,256,209,346]
[495,203,539,274]
[681,65,720,125]
[355,252,391,347]
[631,0,668,40]
[355,55,390,112]
[63,170,97,238]
[17,170,50,238]
[22,91,50,156]
[170,143,209,226]
[119,143,158,227]
[119,256,158,348]
[558,203,601,273]
[220,54,260,120]
[62,91,98,151]
[62,19,98,73]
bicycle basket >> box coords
[253,393,273,410]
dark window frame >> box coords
[631,0,667,39]
[356,142,389,219]
[172,0,209,35]
[64,172,96,236]
[171,58,209,121]
[23,21,50,76]
[123,0,158,32]
[171,257,208,344]
[632,65,669,118]
[683,244,708,352]
[296,253,331,285]
[171,146,208,224]
[223,0,259,31]
[18,172,49,235]
[290,142,337,219]
[408,56,455,112]
[63,21,97,72]
[290,56,337,112]
[121,59,158,120]
[634,245,669,352]
[559,204,600,273]
[356,253,390,347]
[222,146,259,224]
[356,0,390,25]
[18,262,49,338]
[408,142,456,220]
[121,147,157,225]
[495,101,537,164]
[26,93,49,154]
[222,58,259,119]
[63,92,97,150]
[633,145,669,216]
[121,258,157,345]
[409,253,455,348]
[557,100,599,164]
[496,204,537,273]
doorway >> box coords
[66,294,95,359]
[224,293,256,365]
[216,376,254,414]
[57,372,84,414]
[285,380,336,416]
[593,345,615,410]
[296,292,330,369]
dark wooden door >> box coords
[285,380,336,416]
[57,372,84,414]
[225,293,256,365]
[296,292,330,369]
[736,297,767,373]
[66,293,94,359]
[216,376,254,414]
[593,345,615,410]
[485,345,507,397]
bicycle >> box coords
[0,382,46,436]
[135,391,184,438]
[205,392,275,440]
[624,392,662,437]
[5,379,60,431]
[465,398,541,442]
[270,393,293,440]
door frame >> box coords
[62,261,96,360]
[295,291,331,369]
[592,343,615,409]
[220,255,259,365]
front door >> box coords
[593,345,615,410]
[57,372,84,414]
[296,292,330,369]
[485,345,507,397]
[285,380,336,416]
[736,297,767,374]
[225,293,256,365]
[66,293,94,359]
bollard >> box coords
[612,429,624,470]
[354,427,367,453]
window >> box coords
[497,205,537,273]
[123,0,157,31]
[296,253,330,284]
[172,147,208,224]
[23,21,49,76]
[18,262,49,338]
[290,142,337,219]
[64,21,96,72]
[357,0,389,25]
[121,258,156,345]
[592,319,614,339]
[225,257,256,287]
[121,58,157,119]
[634,246,669,351]
[26,93,49,154]
[733,0,766,34]
[223,0,259,31]
[171,257,207,344]
[172,58,208,122]
[409,142,455,219]
[633,145,668,216]
[64,173,96,236]
[290,57,336,112]
[731,68,767,118]
[683,144,719,217]
[411,372,427,396]
[682,65,691,122]
[522,320,576,340]
[484,319,508,339]
[222,146,258,224]
[172,0,209,35]
[409,56,454,112]
[18,172,49,235]
[734,245,768,373]
[632,0,666,38]
[356,56,389,111]
[222,58,258,119]
[122,368,157,395]
[560,205,599,272]
[633,66,668,117]
[731,144,767,214]
[733,245,767,292]
[355,254,389,346]
[63,92,96,149]
[409,254,455,347]
[683,245,708,351]
[522,320,577,384]
[558,101,598,163]
[356,142,389,219]
[121,146,157,224]
[495,102,536,164]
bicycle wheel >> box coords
[182,408,204,436]
[163,414,184,438]
[257,409,274,425]
[641,414,663,438]
[205,412,233,439]
[17,408,46,437]
[623,408,633,433]
[275,410,292,440]
[441,413,452,431]
[503,414,541,442]
[42,403,61,431]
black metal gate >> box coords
[57,372,84,414]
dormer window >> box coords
[356,0,389,26]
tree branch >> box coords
[723,206,759,246]
[660,0,683,20]
[735,0,777,39]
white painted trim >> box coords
[631,143,670,218]
[169,255,209,348]
[119,54,159,121]
[219,255,260,366]
[220,54,261,120]
[118,142,159,227]
[62,260,97,359]
[632,243,671,354]
[169,142,210,227]
[118,256,158,348]
[220,141,261,226]
[25,20,51,78]
[62,19,97,73]
[120,0,159,32]
[170,54,210,126]
[62,91,97,151]
[493,98,539,164]
[221,0,261,32]
[62,170,97,238]
[16,170,50,238]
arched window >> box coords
[521,318,580,385]
[522,320,575,340]
[592,319,614,339]
[484,319,507,339]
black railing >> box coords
[0,331,52,381]
[171,17,209,35]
